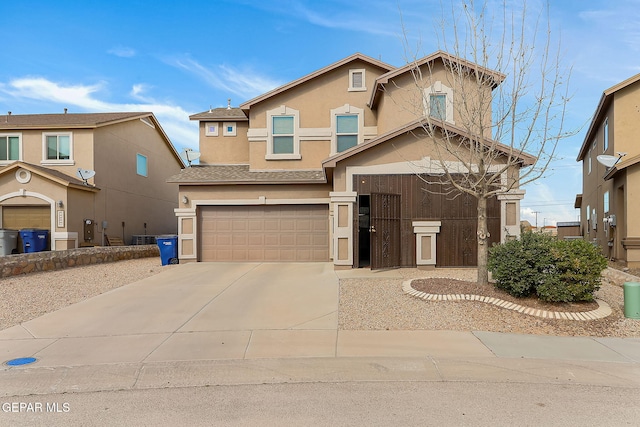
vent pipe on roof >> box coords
[209,105,212,113]
[6,112,10,123]
[227,99,231,109]
[64,108,68,114]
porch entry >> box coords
[355,193,402,270]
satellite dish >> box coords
[77,168,96,185]
[596,155,618,168]
[183,149,201,166]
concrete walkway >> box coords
[1,262,639,396]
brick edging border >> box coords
[402,279,612,321]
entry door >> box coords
[370,193,401,270]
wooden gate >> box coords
[370,193,402,270]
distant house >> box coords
[575,73,640,266]
[0,112,184,251]
[556,221,581,240]
[169,51,533,269]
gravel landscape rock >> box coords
[1,259,639,338]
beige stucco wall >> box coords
[377,60,495,137]
[198,121,250,164]
[92,119,181,244]
[180,183,332,203]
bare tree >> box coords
[396,0,573,285]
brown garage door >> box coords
[199,205,329,262]
[2,206,51,230]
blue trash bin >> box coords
[19,229,49,253]
[156,235,178,266]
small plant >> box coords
[488,232,607,302]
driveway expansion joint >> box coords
[402,279,612,320]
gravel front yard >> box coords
[1,259,639,338]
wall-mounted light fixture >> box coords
[182,195,189,204]
[57,200,64,208]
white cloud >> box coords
[0,77,198,152]
[107,46,136,58]
[169,57,282,100]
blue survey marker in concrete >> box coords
[5,357,37,366]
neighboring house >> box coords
[0,112,184,251]
[169,51,532,269]
[556,221,581,240]
[576,73,640,267]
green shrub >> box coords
[488,232,607,303]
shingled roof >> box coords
[189,108,248,121]
[0,112,153,129]
[167,164,326,184]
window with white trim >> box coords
[0,133,21,163]
[223,122,236,136]
[266,105,301,159]
[136,153,148,177]
[42,132,73,164]
[586,204,590,232]
[588,149,592,174]
[348,69,366,91]
[604,191,610,214]
[331,104,363,154]
[424,81,454,123]
[205,122,219,136]
[336,115,358,152]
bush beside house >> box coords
[488,232,607,302]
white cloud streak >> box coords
[0,77,198,152]
[107,46,137,58]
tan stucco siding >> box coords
[199,121,250,164]
[15,128,94,178]
[377,61,494,137]
[249,140,331,170]
[93,119,181,242]
[612,83,639,156]
[180,183,332,202]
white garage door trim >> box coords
[198,204,329,262]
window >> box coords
[604,191,610,214]
[348,69,366,91]
[223,122,236,136]
[430,94,447,121]
[331,104,363,154]
[42,132,73,164]
[586,205,590,232]
[336,115,358,152]
[588,150,592,174]
[205,122,219,136]
[136,154,148,177]
[603,118,609,152]
[266,105,300,159]
[0,134,20,162]
[272,116,294,154]
[424,81,454,123]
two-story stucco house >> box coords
[576,73,640,267]
[169,51,532,269]
[0,112,184,251]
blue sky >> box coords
[1,0,639,226]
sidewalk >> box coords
[1,262,639,396]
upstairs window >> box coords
[272,116,294,154]
[336,115,358,152]
[42,132,73,164]
[349,69,366,91]
[205,122,219,136]
[0,134,20,163]
[266,105,301,160]
[136,153,148,177]
[424,81,454,123]
[429,94,447,121]
[223,122,236,136]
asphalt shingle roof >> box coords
[189,108,248,121]
[0,112,152,129]
[167,164,325,184]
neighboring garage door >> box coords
[2,206,51,230]
[199,205,329,262]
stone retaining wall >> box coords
[0,245,160,278]
[602,267,640,287]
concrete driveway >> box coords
[0,262,341,366]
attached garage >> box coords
[198,205,329,262]
[2,205,51,230]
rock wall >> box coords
[0,245,160,278]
